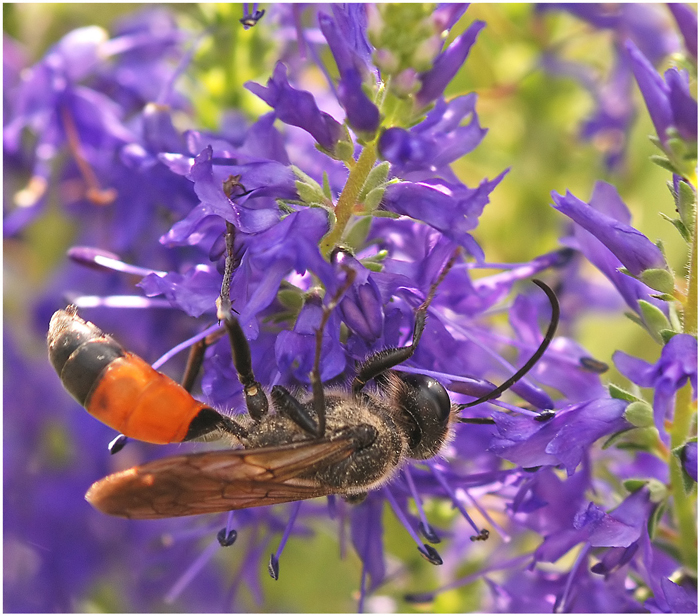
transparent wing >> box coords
[86,438,356,519]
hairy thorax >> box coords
[238,390,407,494]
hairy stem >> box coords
[669,189,697,573]
[669,382,697,573]
[320,144,377,257]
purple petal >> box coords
[552,184,666,276]
[625,39,673,143]
[350,496,386,590]
[318,11,380,136]
[613,350,656,386]
[416,20,485,108]
[668,3,697,59]
[379,94,487,173]
[491,398,630,475]
[245,62,345,152]
[665,68,698,141]
[681,441,697,483]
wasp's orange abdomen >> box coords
[47,307,216,444]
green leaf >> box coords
[344,216,372,252]
[602,428,635,449]
[292,165,321,189]
[358,161,390,202]
[659,213,691,242]
[666,134,686,161]
[640,268,675,294]
[677,180,697,233]
[360,249,388,272]
[296,181,327,206]
[623,479,666,503]
[332,139,355,163]
[638,300,672,343]
[363,186,386,212]
[660,329,678,344]
[277,201,297,214]
[322,172,333,201]
[608,383,640,402]
[364,261,384,272]
[277,289,304,311]
[650,154,677,174]
[623,479,647,493]
[650,293,677,303]
[648,501,667,540]
[604,426,658,450]
[624,310,645,329]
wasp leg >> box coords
[172,327,248,442]
[310,267,357,438]
[180,331,223,394]
[221,312,269,421]
[352,249,460,394]
[213,218,267,422]
[271,386,318,436]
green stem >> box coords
[669,192,697,573]
[683,209,697,336]
[320,144,377,257]
[669,382,697,573]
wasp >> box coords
[47,250,558,520]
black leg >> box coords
[351,249,460,394]
[310,266,357,437]
[271,385,318,436]
[178,328,249,441]
[180,329,225,393]
[220,313,269,421]
[214,215,269,422]
[216,221,238,320]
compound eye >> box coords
[399,373,452,426]
[395,373,452,459]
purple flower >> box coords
[335,252,385,348]
[245,62,348,155]
[433,4,469,32]
[552,182,667,277]
[318,9,380,138]
[534,485,653,573]
[486,565,641,612]
[680,440,697,483]
[646,577,699,613]
[668,3,698,59]
[577,54,637,170]
[626,39,698,144]
[415,20,486,108]
[614,334,698,442]
[490,398,630,475]
[508,292,607,403]
[382,172,508,260]
[378,94,487,180]
[351,494,386,604]
[275,293,347,383]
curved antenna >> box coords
[456,279,559,416]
